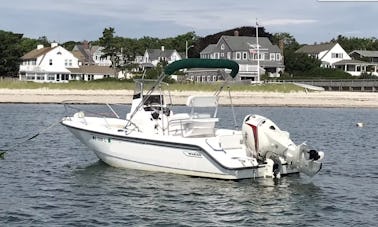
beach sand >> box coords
[0,88,378,108]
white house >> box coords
[296,43,378,76]
[295,43,351,68]
[19,43,116,82]
[67,65,115,81]
[19,43,79,83]
[142,46,182,68]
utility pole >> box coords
[185,41,194,59]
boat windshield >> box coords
[132,79,171,107]
[133,79,168,97]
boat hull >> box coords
[63,121,299,180]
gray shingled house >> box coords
[191,34,284,82]
[349,50,378,63]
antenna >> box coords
[255,18,260,82]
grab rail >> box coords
[62,100,141,132]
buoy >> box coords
[356,122,364,128]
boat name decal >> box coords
[183,151,203,158]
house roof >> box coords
[67,65,115,75]
[220,35,281,53]
[350,50,378,58]
[21,47,56,60]
[147,49,176,60]
[295,43,336,54]
[333,59,371,66]
[72,43,95,64]
[71,50,86,62]
[200,44,217,54]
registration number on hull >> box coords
[92,135,112,143]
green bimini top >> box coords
[164,58,239,78]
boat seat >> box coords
[219,133,244,150]
[168,96,219,137]
[168,114,218,137]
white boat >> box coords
[62,59,324,180]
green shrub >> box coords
[288,67,353,80]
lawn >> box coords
[0,79,305,93]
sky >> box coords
[1,0,378,44]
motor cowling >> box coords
[242,114,293,160]
[242,114,324,177]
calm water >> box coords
[0,104,377,226]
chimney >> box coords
[161,46,165,52]
[51,42,58,48]
[37,44,44,50]
[234,30,239,36]
[279,40,284,51]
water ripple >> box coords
[1,105,378,226]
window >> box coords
[202,76,206,82]
[242,52,248,60]
[65,59,68,66]
[227,52,231,59]
[207,76,211,81]
[276,53,281,61]
[49,59,53,65]
[270,53,276,61]
[252,53,265,60]
[213,75,217,81]
[331,53,343,58]
[236,52,241,60]
[69,59,72,66]
[215,52,220,59]
[221,44,225,50]
[36,74,44,80]
[221,53,224,57]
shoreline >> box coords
[1,88,378,108]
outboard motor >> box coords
[242,114,324,177]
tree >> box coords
[62,41,80,51]
[284,51,321,73]
[99,27,122,78]
[37,36,50,47]
[272,32,300,50]
[331,35,378,52]
[0,30,24,77]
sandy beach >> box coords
[0,88,378,108]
